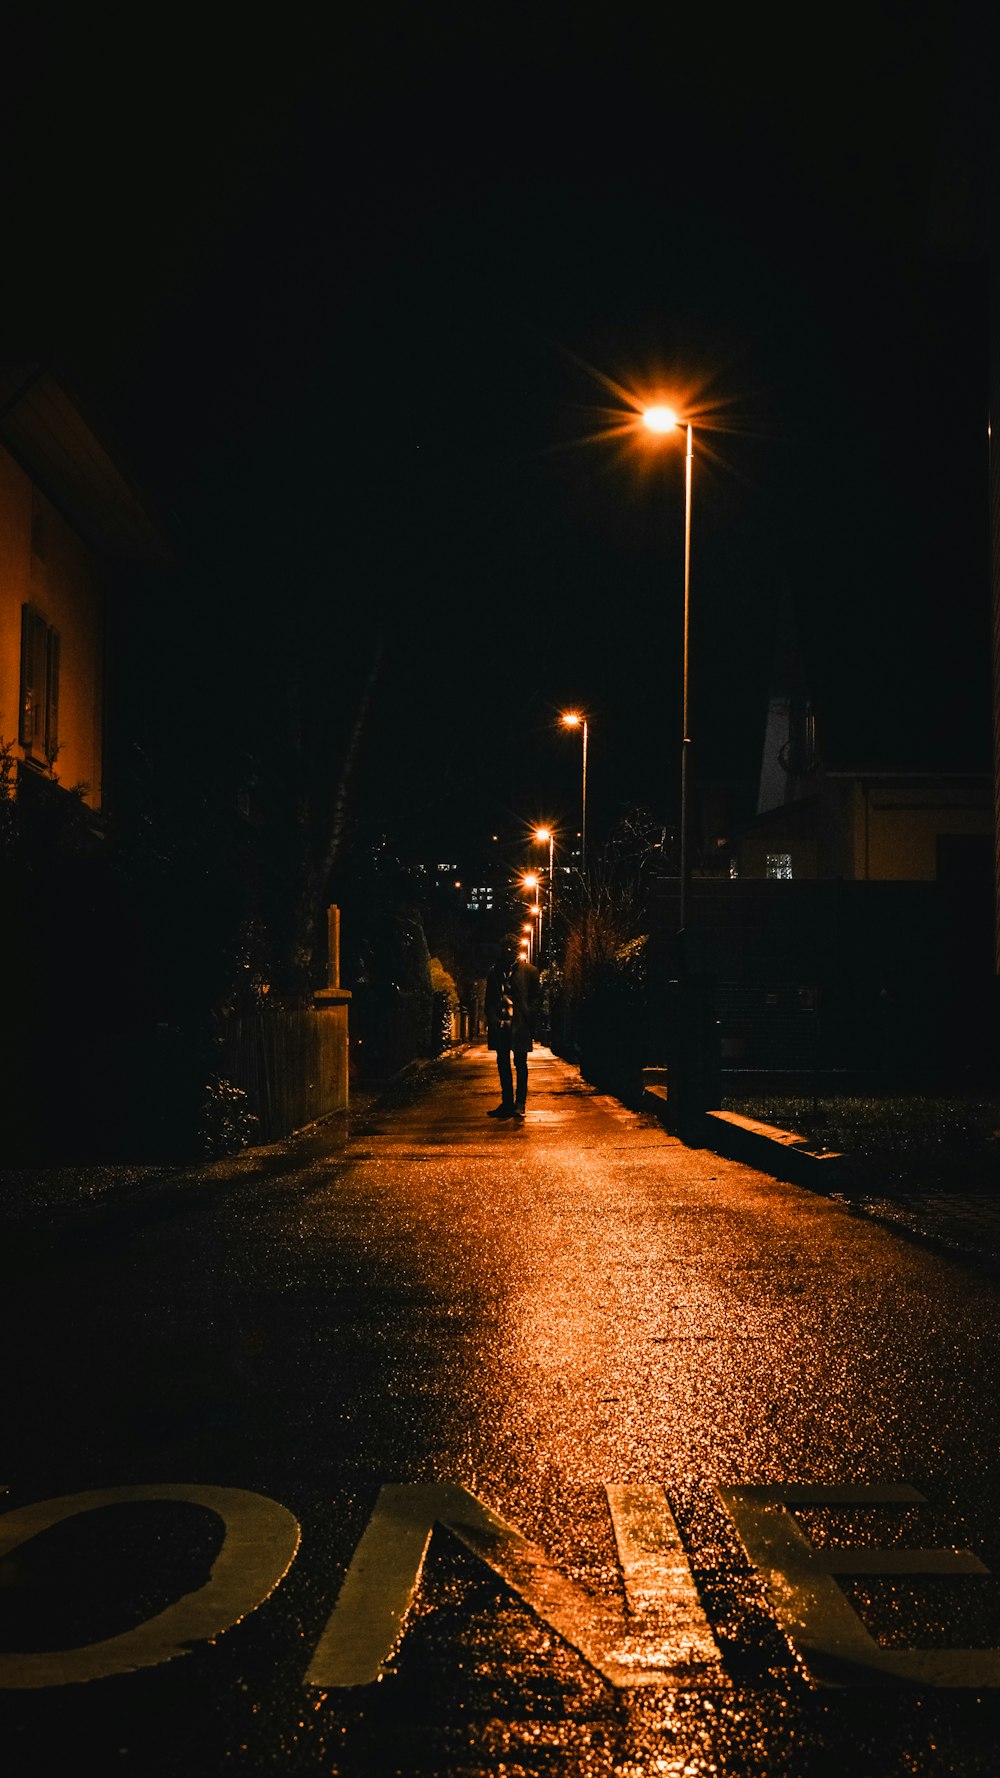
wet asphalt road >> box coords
[3,1044,1000,1776]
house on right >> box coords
[652,609,996,1090]
[727,618,993,888]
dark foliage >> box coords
[338,841,434,1084]
[548,810,663,1101]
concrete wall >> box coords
[735,775,992,883]
[859,784,992,880]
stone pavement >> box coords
[824,1180,1000,1273]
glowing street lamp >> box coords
[642,405,694,933]
[643,404,679,433]
[533,826,555,961]
[520,872,542,960]
[560,713,589,873]
[533,826,555,895]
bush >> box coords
[428,958,459,1056]
[350,906,433,1082]
[556,864,650,1102]
[578,935,649,1104]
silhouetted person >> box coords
[485,933,542,1120]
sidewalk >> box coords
[3,1046,1000,1276]
[643,1084,1000,1276]
[822,1180,1000,1273]
[6,1042,1000,1775]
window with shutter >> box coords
[19,603,61,765]
[46,627,60,762]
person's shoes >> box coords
[512,1102,526,1120]
[487,1103,515,1119]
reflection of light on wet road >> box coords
[8,1047,1000,1776]
[349,1047,1000,1513]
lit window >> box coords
[766,853,792,880]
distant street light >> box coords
[533,826,555,961]
[559,713,589,873]
[642,406,693,933]
[521,874,541,960]
[533,826,554,889]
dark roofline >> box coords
[0,365,172,568]
[823,769,991,781]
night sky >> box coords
[2,2,991,867]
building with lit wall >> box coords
[0,368,165,815]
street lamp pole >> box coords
[559,714,589,874]
[642,408,693,933]
[581,719,589,874]
[680,421,693,934]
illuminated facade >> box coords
[0,443,104,808]
[0,369,165,815]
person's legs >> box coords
[513,1048,529,1112]
[489,1043,514,1114]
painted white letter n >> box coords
[305,1482,727,1691]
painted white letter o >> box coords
[0,1483,300,1688]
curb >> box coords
[641,1087,843,1188]
[703,1109,845,1189]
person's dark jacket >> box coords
[485,956,542,1051]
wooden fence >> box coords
[214,1003,349,1144]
